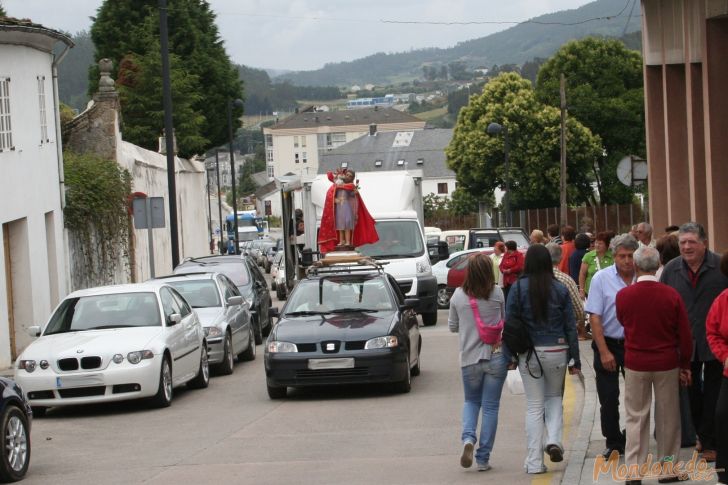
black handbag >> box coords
[503,280,543,378]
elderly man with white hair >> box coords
[616,246,693,484]
[636,222,655,248]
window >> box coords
[294,136,299,148]
[267,164,275,178]
[37,76,48,143]
[170,288,192,317]
[265,134,273,147]
[266,149,273,162]
[416,158,424,165]
[397,159,405,166]
[294,153,299,163]
[437,183,448,194]
[0,77,12,151]
[325,132,347,150]
[301,136,307,148]
[374,160,382,167]
[341,162,348,168]
[160,288,182,318]
[302,151,307,163]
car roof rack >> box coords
[154,272,214,279]
[306,256,387,277]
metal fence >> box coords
[426,203,647,234]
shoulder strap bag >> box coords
[468,296,504,345]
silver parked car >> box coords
[157,272,256,374]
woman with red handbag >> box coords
[449,253,511,473]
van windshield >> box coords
[358,221,425,259]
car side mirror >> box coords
[167,313,182,325]
[400,298,419,311]
[27,325,41,337]
[227,296,243,306]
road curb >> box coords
[562,340,597,484]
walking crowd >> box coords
[448,221,728,484]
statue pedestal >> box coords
[320,250,366,265]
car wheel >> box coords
[411,337,422,377]
[253,315,263,345]
[151,357,173,408]
[436,285,451,309]
[271,280,276,290]
[0,405,30,483]
[265,262,271,274]
[276,285,286,301]
[421,311,438,326]
[238,325,256,361]
[267,383,287,399]
[216,332,234,375]
[393,355,412,394]
[188,345,210,389]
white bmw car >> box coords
[14,281,209,414]
[432,248,491,309]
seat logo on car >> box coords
[76,349,84,354]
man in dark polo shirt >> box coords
[617,246,692,484]
[660,222,728,462]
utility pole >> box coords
[159,0,179,268]
[559,73,568,227]
[227,101,239,254]
[205,165,213,254]
[215,150,223,254]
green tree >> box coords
[449,187,481,216]
[90,0,242,151]
[116,25,207,157]
[423,193,449,219]
[446,72,602,210]
[0,3,6,16]
[535,37,644,204]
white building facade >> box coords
[0,20,73,367]
[263,107,425,181]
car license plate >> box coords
[56,374,104,388]
[307,358,355,370]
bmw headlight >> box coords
[416,261,431,274]
[127,350,154,364]
[204,326,223,338]
[364,336,399,349]
[18,360,37,373]
[267,341,298,353]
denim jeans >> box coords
[519,347,568,473]
[461,352,508,465]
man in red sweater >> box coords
[616,246,693,485]
[557,225,576,275]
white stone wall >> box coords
[118,140,209,282]
[0,44,67,367]
[421,177,457,199]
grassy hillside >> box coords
[276,0,641,87]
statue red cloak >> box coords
[319,172,379,254]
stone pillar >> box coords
[64,58,120,161]
[645,65,669,233]
[664,64,691,225]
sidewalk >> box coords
[565,341,722,484]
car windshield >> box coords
[176,259,251,287]
[358,221,424,259]
[284,277,395,315]
[166,280,221,308]
[501,230,530,248]
[44,292,162,335]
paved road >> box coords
[22,272,582,485]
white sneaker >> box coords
[477,462,492,472]
[460,442,474,468]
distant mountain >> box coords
[275,0,642,87]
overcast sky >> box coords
[4,0,595,71]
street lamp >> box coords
[487,122,511,226]
[227,98,244,254]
